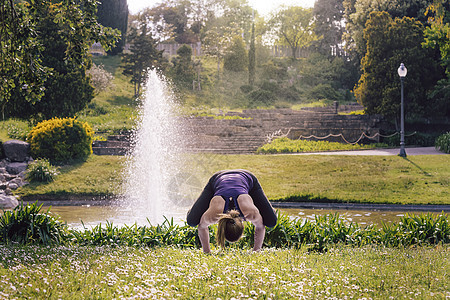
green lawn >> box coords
[0,245,448,299]
[16,154,450,205]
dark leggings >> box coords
[186,170,277,228]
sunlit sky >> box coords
[128,0,317,16]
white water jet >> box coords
[120,70,187,225]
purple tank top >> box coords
[213,171,254,200]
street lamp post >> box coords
[397,63,407,157]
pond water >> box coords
[41,205,448,229]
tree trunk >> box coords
[291,46,298,59]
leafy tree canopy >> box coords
[97,0,129,55]
[0,0,48,113]
[267,6,319,59]
[122,18,164,97]
[343,0,434,56]
[1,0,119,122]
[313,0,345,57]
[168,45,196,89]
[354,11,442,119]
[224,35,248,72]
[422,0,450,117]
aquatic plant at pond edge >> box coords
[1,203,449,249]
[66,211,450,250]
[69,217,200,248]
[0,202,68,245]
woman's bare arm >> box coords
[198,196,224,253]
[237,194,265,251]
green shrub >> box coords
[307,83,341,101]
[7,124,31,140]
[278,85,300,102]
[259,80,280,93]
[240,85,253,94]
[383,132,439,147]
[248,89,276,107]
[84,102,109,116]
[0,202,67,245]
[260,60,288,81]
[26,159,59,183]
[27,117,94,163]
[435,132,450,153]
[86,63,114,93]
[257,137,382,153]
[223,36,248,72]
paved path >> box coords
[287,147,447,156]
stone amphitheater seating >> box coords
[93,106,382,155]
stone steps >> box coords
[92,108,382,155]
[92,136,131,156]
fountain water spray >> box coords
[121,70,186,225]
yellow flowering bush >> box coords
[27,117,93,163]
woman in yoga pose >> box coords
[187,170,277,253]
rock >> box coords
[0,194,19,209]
[7,182,18,190]
[2,140,30,162]
[3,173,16,181]
[9,177,25,189]
[6,162,28,175]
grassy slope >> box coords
[17,156,124,198]
[15,154,450,205]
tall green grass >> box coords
[2,203,448,249]
[0,202,67,245]
[70,218,199,248]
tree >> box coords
[122,21,164,97]
[313,0,345,57]
[354,11,442,119]
[1,0,119,121]
[248,22,256,86]
[422,0,450,117]
[0,0,48,118]
[343,0,434,57]
[201,25,237,77]
[97,0,129,55]
[131,7,175,43]
[224,36,248,72]
[268,6,319,59]
[149,2,198,44]
[218,0,254,41]
[169,45,196,89]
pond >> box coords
[41,205,448,229]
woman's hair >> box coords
[217,210,244,248]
